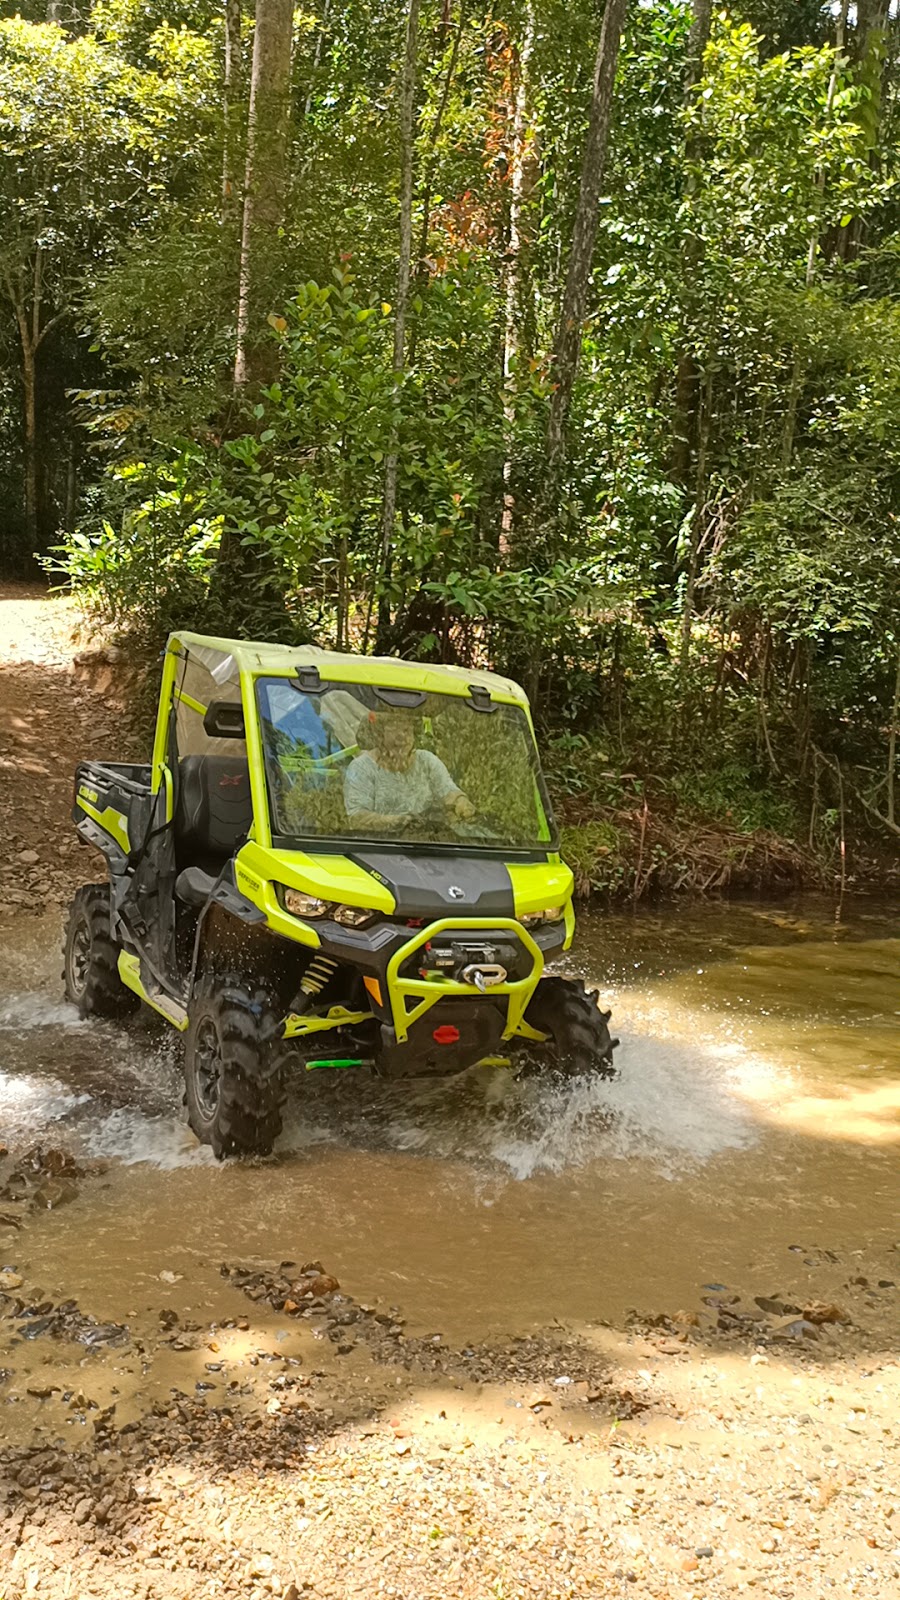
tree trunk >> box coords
[855,0,891,66]
[303,0,331,121]
[806,0,848,282]
[887,640,900,827]
[234,0,294,388]
[854,4,891,163]
[670,0,712,487]
[4,253,67,550]
[376,0,421,646]
[785,2,848,465]
[415,1,465,283]
[222,0,244,223]
[684,0,712,86]
[406,0,466,367]
[21,341,38,549]
[500,6,534,551]
[545,0,628,484]
[65,439,78,534]
[830,0,886,260]
[678,364,713,677]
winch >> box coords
[417,935,520,987]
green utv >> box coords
[64,633,617,1157]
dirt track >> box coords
[1,586,899,1600]
[0,584,132,915]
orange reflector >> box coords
[364,976,383,1007]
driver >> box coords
[343,711,476,832]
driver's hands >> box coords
[450,792,476,820]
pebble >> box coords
[772,1317,820,1341]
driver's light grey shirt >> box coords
[344,750,460,820]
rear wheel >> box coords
[63,883,137,1019]
[518,976,618,1079]
[184,976,286,1159]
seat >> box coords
[174,755,253,872]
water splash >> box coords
[0,1006,772,1177]
[483,1034,758,1180]
[82,1107,217,1169]
[0,912,800,1180]
[0,1068,89,1137]
[0,993,83,1030]
[274,1016,766,1181]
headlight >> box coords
[282,888,331,918]
[522,907,564,928]
[333,904,378,928]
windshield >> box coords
[256,677,555,852]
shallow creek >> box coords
[1,896,898,1348]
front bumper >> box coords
[282,914,564,1044]
[384,916,544,1043]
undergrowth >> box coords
[545,730,824,900]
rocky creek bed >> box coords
[2,1182,899,1600]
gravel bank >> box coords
[2,1237,898,1600]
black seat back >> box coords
[175,756,253,867]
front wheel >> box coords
[518,976,618,1080]
[63,883,137,1019]
[184,976,286,1159]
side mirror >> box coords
[203,700,245,739]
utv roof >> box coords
[169,631,531,706]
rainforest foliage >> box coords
[3,0,900,889]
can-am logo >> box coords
[447,885,465,900]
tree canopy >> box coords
[4,0,900,880]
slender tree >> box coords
[414,0,466,296]
[500,6,535,549]
[234,0,293,387]
[222,0,244,223]
[855,0,891,62]
[781,0,850,472]
[673,0,716,671]
[377,0,421,638]
[671,0,712,487]
[545,0,628,483]
[3,250,67,546]
[302,0,331,122]
[853,0,893,164]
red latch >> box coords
[432,1024,460,1045]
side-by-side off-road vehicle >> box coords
[64,633,617,1157]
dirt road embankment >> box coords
[0,585,141,916]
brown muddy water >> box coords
[1,897,899,1348]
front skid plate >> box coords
[281,1005,371,1039]
[279,1006,548,1045]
